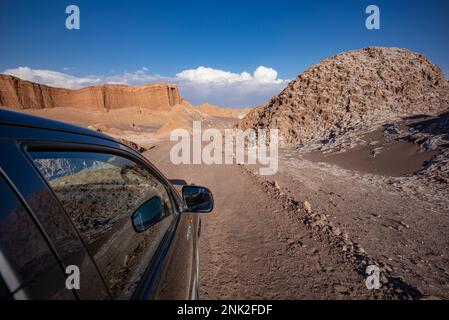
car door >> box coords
[0,138,109,300]
[0,168,75,299]
[26,144,196,299]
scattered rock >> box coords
[333,284,349,294]
[331,226,342,236]
[302,200,312,213]
[354,244,366,255]
[399,221,410,229]
[380,274,389,285]
[274,180,281,190]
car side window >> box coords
[29,151,177,299]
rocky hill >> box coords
[238,47,449,144]
[0,74,180,111]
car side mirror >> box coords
[182,185,214,213]
[131,196,164,232]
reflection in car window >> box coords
[30,151,176,299]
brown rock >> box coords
[274,180,281,190]
[0,74,180,111]
[331,226,342,236]
[302,200,312,213]
[238,47,449,145]
[333,284,349,294]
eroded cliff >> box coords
[0,74,180,111]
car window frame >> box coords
[0,166,77,300]
[0,275,13,300]
[19,139,183,299]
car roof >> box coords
[0,109,117,143]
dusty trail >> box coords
[144,141,398,299]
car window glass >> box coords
[29,151,176,299]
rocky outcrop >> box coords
[0,74,180,111]
[238,47,449,144]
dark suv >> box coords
[0,109,213,300]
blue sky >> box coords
[1,0,448,107]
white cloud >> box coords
[2,65,289,107]
[253,66,283,84]
[175,66,288,106]
[2,66,169,89]
[103,67,166,85]
[176,65,284,85]
[176,66,253,84]
[3,66,100,89]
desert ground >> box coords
[6,107,449,299]
[145,122,449,300]
[77,107,445,300]
[3,95,449,300]
[1,47,448,299]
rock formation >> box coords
[238,47,449,144]
[0,74,180,111]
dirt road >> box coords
[144,141,427,299]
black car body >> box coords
[0,109,213,300]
